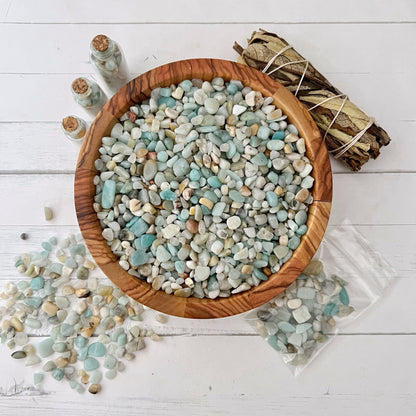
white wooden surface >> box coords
[0,1,415,414]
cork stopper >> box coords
[92,34,109,52]
[72,78,88,94]
[62,116,79,132]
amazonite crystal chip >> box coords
[36,337,54,358]
[101,179,116,209]
[88,342,106,357]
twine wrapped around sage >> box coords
[233,29,391,171]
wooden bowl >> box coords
[75,58,332,319]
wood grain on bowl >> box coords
[75,58,332,319]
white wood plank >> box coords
[0,223,413,334]
[0,335,414,415]
[4,0,416,23]
[0,24,414,75]
[1,121,410,173]
[0,71,410,129]
[0,0,11,21]
[1,173,415,226]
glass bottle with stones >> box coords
[71,77,105,111]
[89,34,129,91]
[61,115,87,143]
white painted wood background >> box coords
[0,0,415,414]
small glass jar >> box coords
[71,77,104,109]
[89,34,129,90]
[62,115,87,143]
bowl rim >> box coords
[74,58,332,319]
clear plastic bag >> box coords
[245,221,395,375]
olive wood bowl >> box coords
[75,58,332,319]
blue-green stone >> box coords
[287,124,298,135]
[117,334,127,346]
[278,321,296,333]
[139,234,156,248]
[323,302,339,317]
[84,357,99,371]
[212,202,226,216]
[226,142,237,158]
[29,276,44,290]
[25,296,42,308]
[25,317,42,328]
[90,370,102,384]
[266,140,285,151]
[277,210,288,222]
[159,87,172,97]
[53,342,67,353]
[88,342,106,357]
[251,152,268,166]
[253,268,268,281]
[265,335,280,351]
[101,180,116,209]
[33,373,43,384]
[339,286,350,306]
[129,249,149,267]
[296,323,312,333]
[104,354,117,370]
[36,337,54,358]
[266,191,278,207]
[267,171,279,185]
[157,151,168,162]
[141,131,153,140]
[257,126,271,140]
[295,210,307,225]
[296,225,308,236]
[204,190,218,203]
[229,190,245,203]
[77,346,88,361]
[126,217,149,237]
[174,261,185,274]
[158,97,176,108]
[85,309,92,318]
[288,235,301,250]
[52,368,64,381]
[207,176,222,188]
[272,131,285,140]
[70,244,86,257]
[207,276,219,291]
[198,126,219,133]
[189,169,201,181]
[60,323,74,337]
[173,158,190,177]
[160,189,177,201]
[41,242,52,251]
[179,80,192,92]
[226,83,238,95]
[75,335,88,348]
[201,205,211,216]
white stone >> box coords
[161,224,180,239]
[232,104,247,116]
[194,266,210,282]
[292,305,311,323]
[211,241,224,255]
[287,298,302,309]
[226,216,241,230]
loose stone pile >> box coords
[1,235,161,394]
[253,260,354,367]
[94,78,314,299]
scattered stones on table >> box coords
[0,235,162,394]
[20,233,28,240]
[93,78,314,298]
[253,260,354,367]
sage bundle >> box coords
[233,29,391,171]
